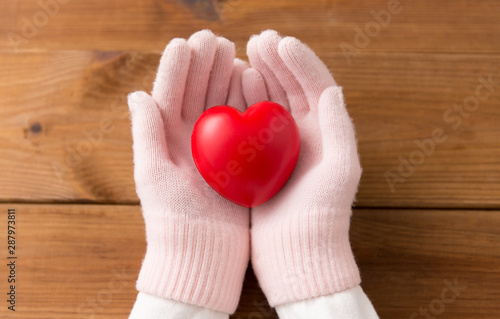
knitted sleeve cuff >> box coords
[252,207,360,306]
[136,212,249,314]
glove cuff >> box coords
[136,212,249,314]
[252,207,360,307]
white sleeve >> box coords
[129,292,229,319]
[275,286,379,319]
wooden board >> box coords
[1,51,499,208]
[352,209,500,318]
[2,0,500,53]
[0,204,498,318]
[1,1,500,317]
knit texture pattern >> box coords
[128,30,250,314]
[243,30,362,307]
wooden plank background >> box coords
[0,205,499,318]
[1,0,499,318]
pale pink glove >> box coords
[128,30,250,314]
[243,30,362,307]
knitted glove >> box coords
[243,30,362,307]
[128,30,250,314]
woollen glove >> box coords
[128,30,250,316]
[243,30,377,316]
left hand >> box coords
[128,30,250,314]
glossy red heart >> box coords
[191,101,300,208]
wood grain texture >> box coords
[0,204,498,318]
[1,1,499,317]
[1,51,499,208]
[2,0,500,53]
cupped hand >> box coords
[129,30,249,220]
[243,30,362,306]
[128,30,250,314]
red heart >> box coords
[191,101,300,208]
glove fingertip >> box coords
[128,91,152,112]
[318,86,345,117]
[233,58,249,70]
